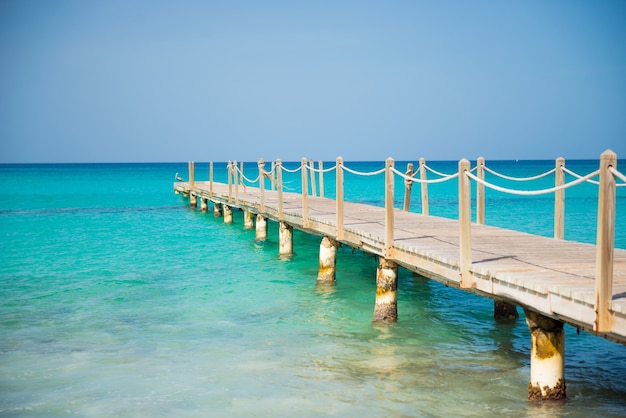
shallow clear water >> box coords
[1,161,625,417]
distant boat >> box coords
[175,173,184,181]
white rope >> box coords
[482,165,556,181]
[423,164,456,177]
[342,164,386,176]
[561,166,600,185]
[309,164,337,174]
[391,167,459,184]
[234,165,260,184]
[465,169,600,196]
[281,165,302,173]
[609,167,626,186]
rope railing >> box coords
[187,150,620,334]
[466,169,601,196]
[390,166,459,184]
[342,164,386,176]
[483,165,557,181]
[560,166,600,185]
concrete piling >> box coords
[213,202,222,217]
[374,258,398,322]
[256,215,267,241]
[279,222,293,255]
[524,309,566,401]
[244,210,254,230]
[224,205,233,224]
[494,300,519,320]
[317,237,339,282]
[200,197,208,212]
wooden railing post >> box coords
[476,157,485,225]
[319,160,325,198]
[301,157,309,227]
[420,157,429,215]
[257,158,266,212]
[227,161,232,202]
[276,159,284,221]
[403,162,414,212]
[336,157,344,240]
[309,159,317,197]
[209,161,214,196]
[595,149,617,332]
[459,159,473,288]
[189,161,195,190]
[233,160,239,205]
[385,157,395,259]
[240,161,246,193]
[554,157,565,240]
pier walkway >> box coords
[174,150,625,400]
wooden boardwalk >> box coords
[174,180,626,345]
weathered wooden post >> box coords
[189,161,197,207]
[240,161,246,193]
[223,205,233,224]
[336,157,344,240]
[595,149,617,332]
[258,158,266,213]
[459,159,472,288]
[200,197,208,212]
[384,157,395,259]
[279,222,293,255]
[213,202,222,217]
[524,309,566,400]
[301,157,309,228]
[317,237,339,282]
[403,162,414,212]
[256,214,267,241]
[233,160,239,205]
[374,258,398,322]
[309,159,317,197]
[554,157,565,240]
[271,161,276,191]
[419,157,429,215]
[476,157,485,225]
[276,159,284,221]
[209,161,214,197]
[227,161,233,203]
[189,161,195,190]
[318,160,325,198]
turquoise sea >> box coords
[1,160,625,417]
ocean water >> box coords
[0,160,625,417]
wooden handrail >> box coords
[301,158,309,227]
[336,157,344,240]
[476,157,485,225]
[385,157,395,258]
[595,149,617,332]
[459,159,472,288]
[554,157,565,240]
[257,158,265,212]
[403,162,414,212]
[276,159,284,220]
[419,157,429,215]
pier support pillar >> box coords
[213,202,222,217]
[317,237,339,282]
[200,198,208,213]
[190,193,197,208]
[279,222,293,255]
[494,300,518,321]
[244,210,254,230]
[374,258,398,322]
[223,205,233,224]
[524,309,566,401]
[256,215,267,241]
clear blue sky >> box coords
[1,0,625,163]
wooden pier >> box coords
[174,151,625,400]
